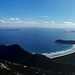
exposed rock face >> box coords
[55,39,75,44]
[0,62,10,70]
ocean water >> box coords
[0,27,75,57]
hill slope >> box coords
[0,44,32,63]
[0,59,54,75]
[53,52,75,66]
[0,44,75,75]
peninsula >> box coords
[55,39,75,44]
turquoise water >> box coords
[0,27,75,57]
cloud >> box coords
[0,18,41,27]
[24,21,40,24]
[0,18,40,25]
[64,21,72,24]
[64,21,75,25]
[0,18,21,24]
[0,20,5,23]
[44,21,48,23]
[4,18,20,21]
[38,20,48,24]
[42,21,48,23]
[15,18,20,20]
[40,16,49,18]
[1,17,69,28]
[9,18,15,20]
[51,21,55,24]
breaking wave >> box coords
[43,45,75,58]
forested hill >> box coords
[0,44,75,75]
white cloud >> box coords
[44,21,48,23]
[2,17,75,28]
[64,21,75,25]
[9,18,15,20]
[0,20,5,23]
[15,18,20,20]
[24,21,40,24]
[0,18,21,24]
[7,21,23,24]
[43,21,48,23]
[0,17,40,25]
[40,16,49,18]
[44,16,49,18]
[51,21,55,24]
[64,21,72,24]
[39,20,49,24]
[4,18,20,21]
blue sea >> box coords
[0,27,75,58]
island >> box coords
[55,39,75,44]
[0,29,20,31]
[64,30,75,33]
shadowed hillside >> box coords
[0,44,32,63]
[53,52,75,66]
[0,44,75,75]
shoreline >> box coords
[50,50,75,59]
[43,45,75,59]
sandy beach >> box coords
[50,50,75,59]
[43,45,75,59]
[50,45,75,59]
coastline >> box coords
[50,50,75,59]
[43,45,75,59]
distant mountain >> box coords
[0,44,75,75]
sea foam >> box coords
[43,45,75,58]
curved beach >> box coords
[43,45,75,59]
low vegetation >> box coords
[0,44,75,75]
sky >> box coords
[0,0,75,28]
